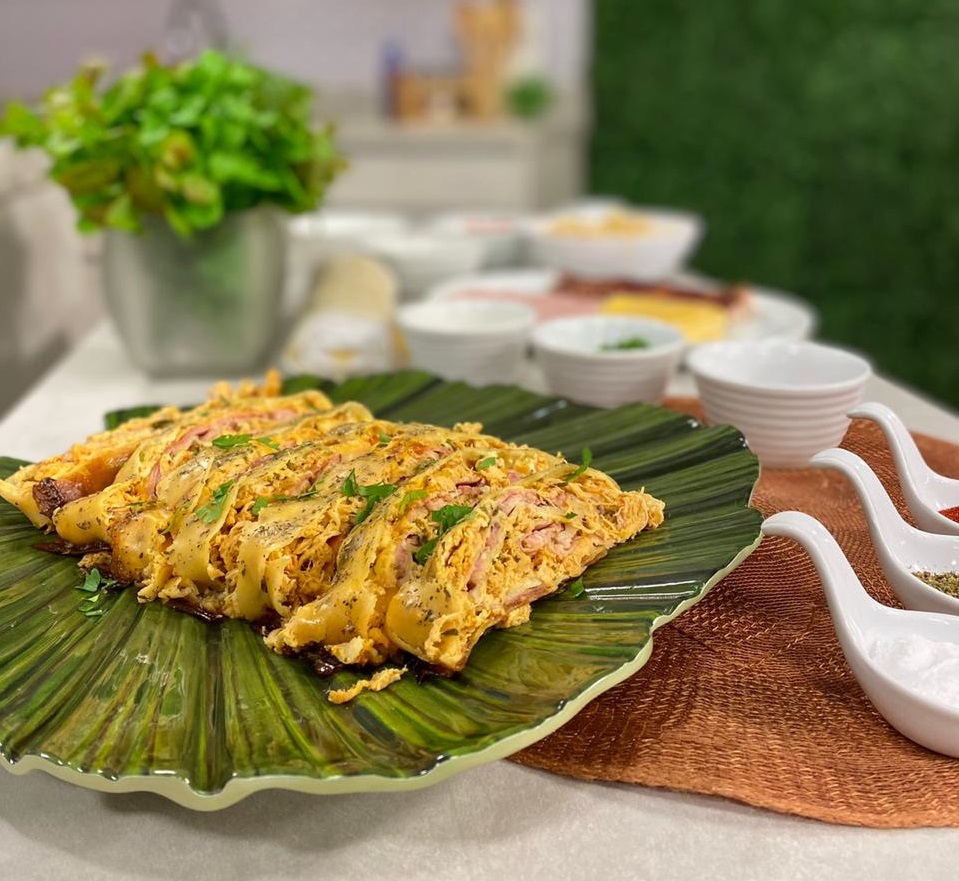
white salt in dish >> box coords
[868,633,959,708]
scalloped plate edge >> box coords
[0,532,762,810]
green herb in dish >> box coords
[915,570,959,598]
[600,337,650,351]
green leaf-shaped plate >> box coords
[0,372,761,809]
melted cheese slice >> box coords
[600,293,728,343]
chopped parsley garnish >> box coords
[565,511,578,519]
[212,433,252,448]
[600,336,650,351]
[338,469,396,522]
[378,432,391,447]
[399,489,428,511]
[431,504,475,532]
[413,538,439,566]
[76,567,119,617]
[212,434,279,451]
[251,485,320,517]
[195,480,235,523]
[567,577,586,598]
[563,447,593,484]
[355,482,397,523]
[476,456,498,470]
[414,504,476,566]
[340,469,359,498]
[79,569,104,593]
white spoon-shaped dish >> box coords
[849,401,959,536]
[762,510,959,758]
[810,448,959,615]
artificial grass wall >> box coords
[591,0,959,408]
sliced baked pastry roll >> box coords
[268,453,663,671]
[0,373,331,528]
[265,445,564,665]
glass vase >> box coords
[101,206,287,376]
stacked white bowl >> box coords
[531,316,686,408]
[687,340,873,468]
[397,300,536,386]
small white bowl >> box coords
[687,340,873,468]
[288,210,408,265]
[530,316,686,408]
[290,209,408,240]
[365,231,485,300]
[397,300,536,386]
[526,206,704,281]
[428,211,526,269]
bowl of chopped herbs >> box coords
[531,316,685,407]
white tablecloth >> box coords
[2,324,959,881]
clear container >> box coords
[102,207,287,376]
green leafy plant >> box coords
[504,75,554,120]
[0,49,345,236]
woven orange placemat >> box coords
[511,400,959,828]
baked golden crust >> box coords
[2,379,665,689]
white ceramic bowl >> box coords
[364,231,485,300]
[428,211,526,269]
[288,210,408,265]
[397,300,536,386]
[687,340,873,468]
[530,316,686,408]
[526,206,704,281]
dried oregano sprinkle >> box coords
[915,570,959,598]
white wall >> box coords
[0,0,590,101]
[0,0,591,414]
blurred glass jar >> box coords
[101,206,286,376]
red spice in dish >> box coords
[939,505,959,523]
